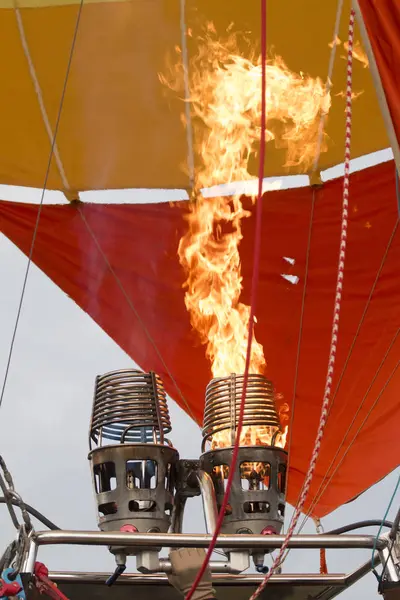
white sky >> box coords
[0,147,398,599]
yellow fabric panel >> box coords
[0,0,389,192]
[0,1,186,191]
[184,0,388,180]
[0,0,123,7]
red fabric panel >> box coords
[358,0,400,149]
[0,161,399,516]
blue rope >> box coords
[371,471,400,579]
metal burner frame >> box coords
[17,467,400,600]
[89,443,179,535]
[19,529,396,600]
[200,446,287,535]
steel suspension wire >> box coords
[8,0,194,425]
[0,0,84,410]
[77,206,196,424]
[184,2,268,598]
[311,0,344,175]
[297,328,400,528]
[372,471,400,581]
[0,455,34,558]
[282,0,344,541]
[299,328,400,528]
[294,158,400,535]
[322,220,398,424]
[0,497,59,530]
[283,188,316,533]
[248,10,356,600]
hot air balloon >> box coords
[0,1,399,599]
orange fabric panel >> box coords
[0,0,389,191]
[357,0,400,152]
[0,161,399,516]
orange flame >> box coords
[343,40,369,68]
[211,425,287,451]
[160,27,330,379]
[330,36,369,69]
[161,26,330,443]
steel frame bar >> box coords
[18,529,387,600]
[45,554,381,587]
[33,530,387,550]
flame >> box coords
[343,40,369,68]
[335,89,364,102]
[328,35,341,49]
[211,426,289,489]
[161,26,330,381]
[213,462,271,490]
[160,27,331,450]
[330,37,369,68]
[211,425,287,450]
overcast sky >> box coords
[0,149,398,599]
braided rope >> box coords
[248,10,355,599]
[314,518,328,574]
[320,548,328,574]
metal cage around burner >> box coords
[202,373,281,450]
[200,373,287,537]
[89,369,172,448]
[88,369,179,539]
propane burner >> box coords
[88,369,178,538]
[200,373,287,536]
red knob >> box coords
[120,525,138,533]
[261,526,276,535]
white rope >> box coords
[311,0,344,175]
[179,0,195,190]
[14,3,71,193]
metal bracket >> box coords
[228,551,250,574]
[379,534,400,583]
[175,460,201,498]
[136,551,160,574]
[392,534,400,567]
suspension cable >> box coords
[372,472,400,577]
[183,2,268,598]
[0,497,59,531]
[0,0,84,410]
[298,335,400,528]
[283,188,315,532]
[311,0,344,175]
[248,9,355,600]
[323,220,398,423]
[76,206,196,423]
[9,0,196,426]
[294,156,400,534]
[282,0,344,544]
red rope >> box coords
[314,519,328,574]
[183,2,268,598]
[320,548,328,574]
